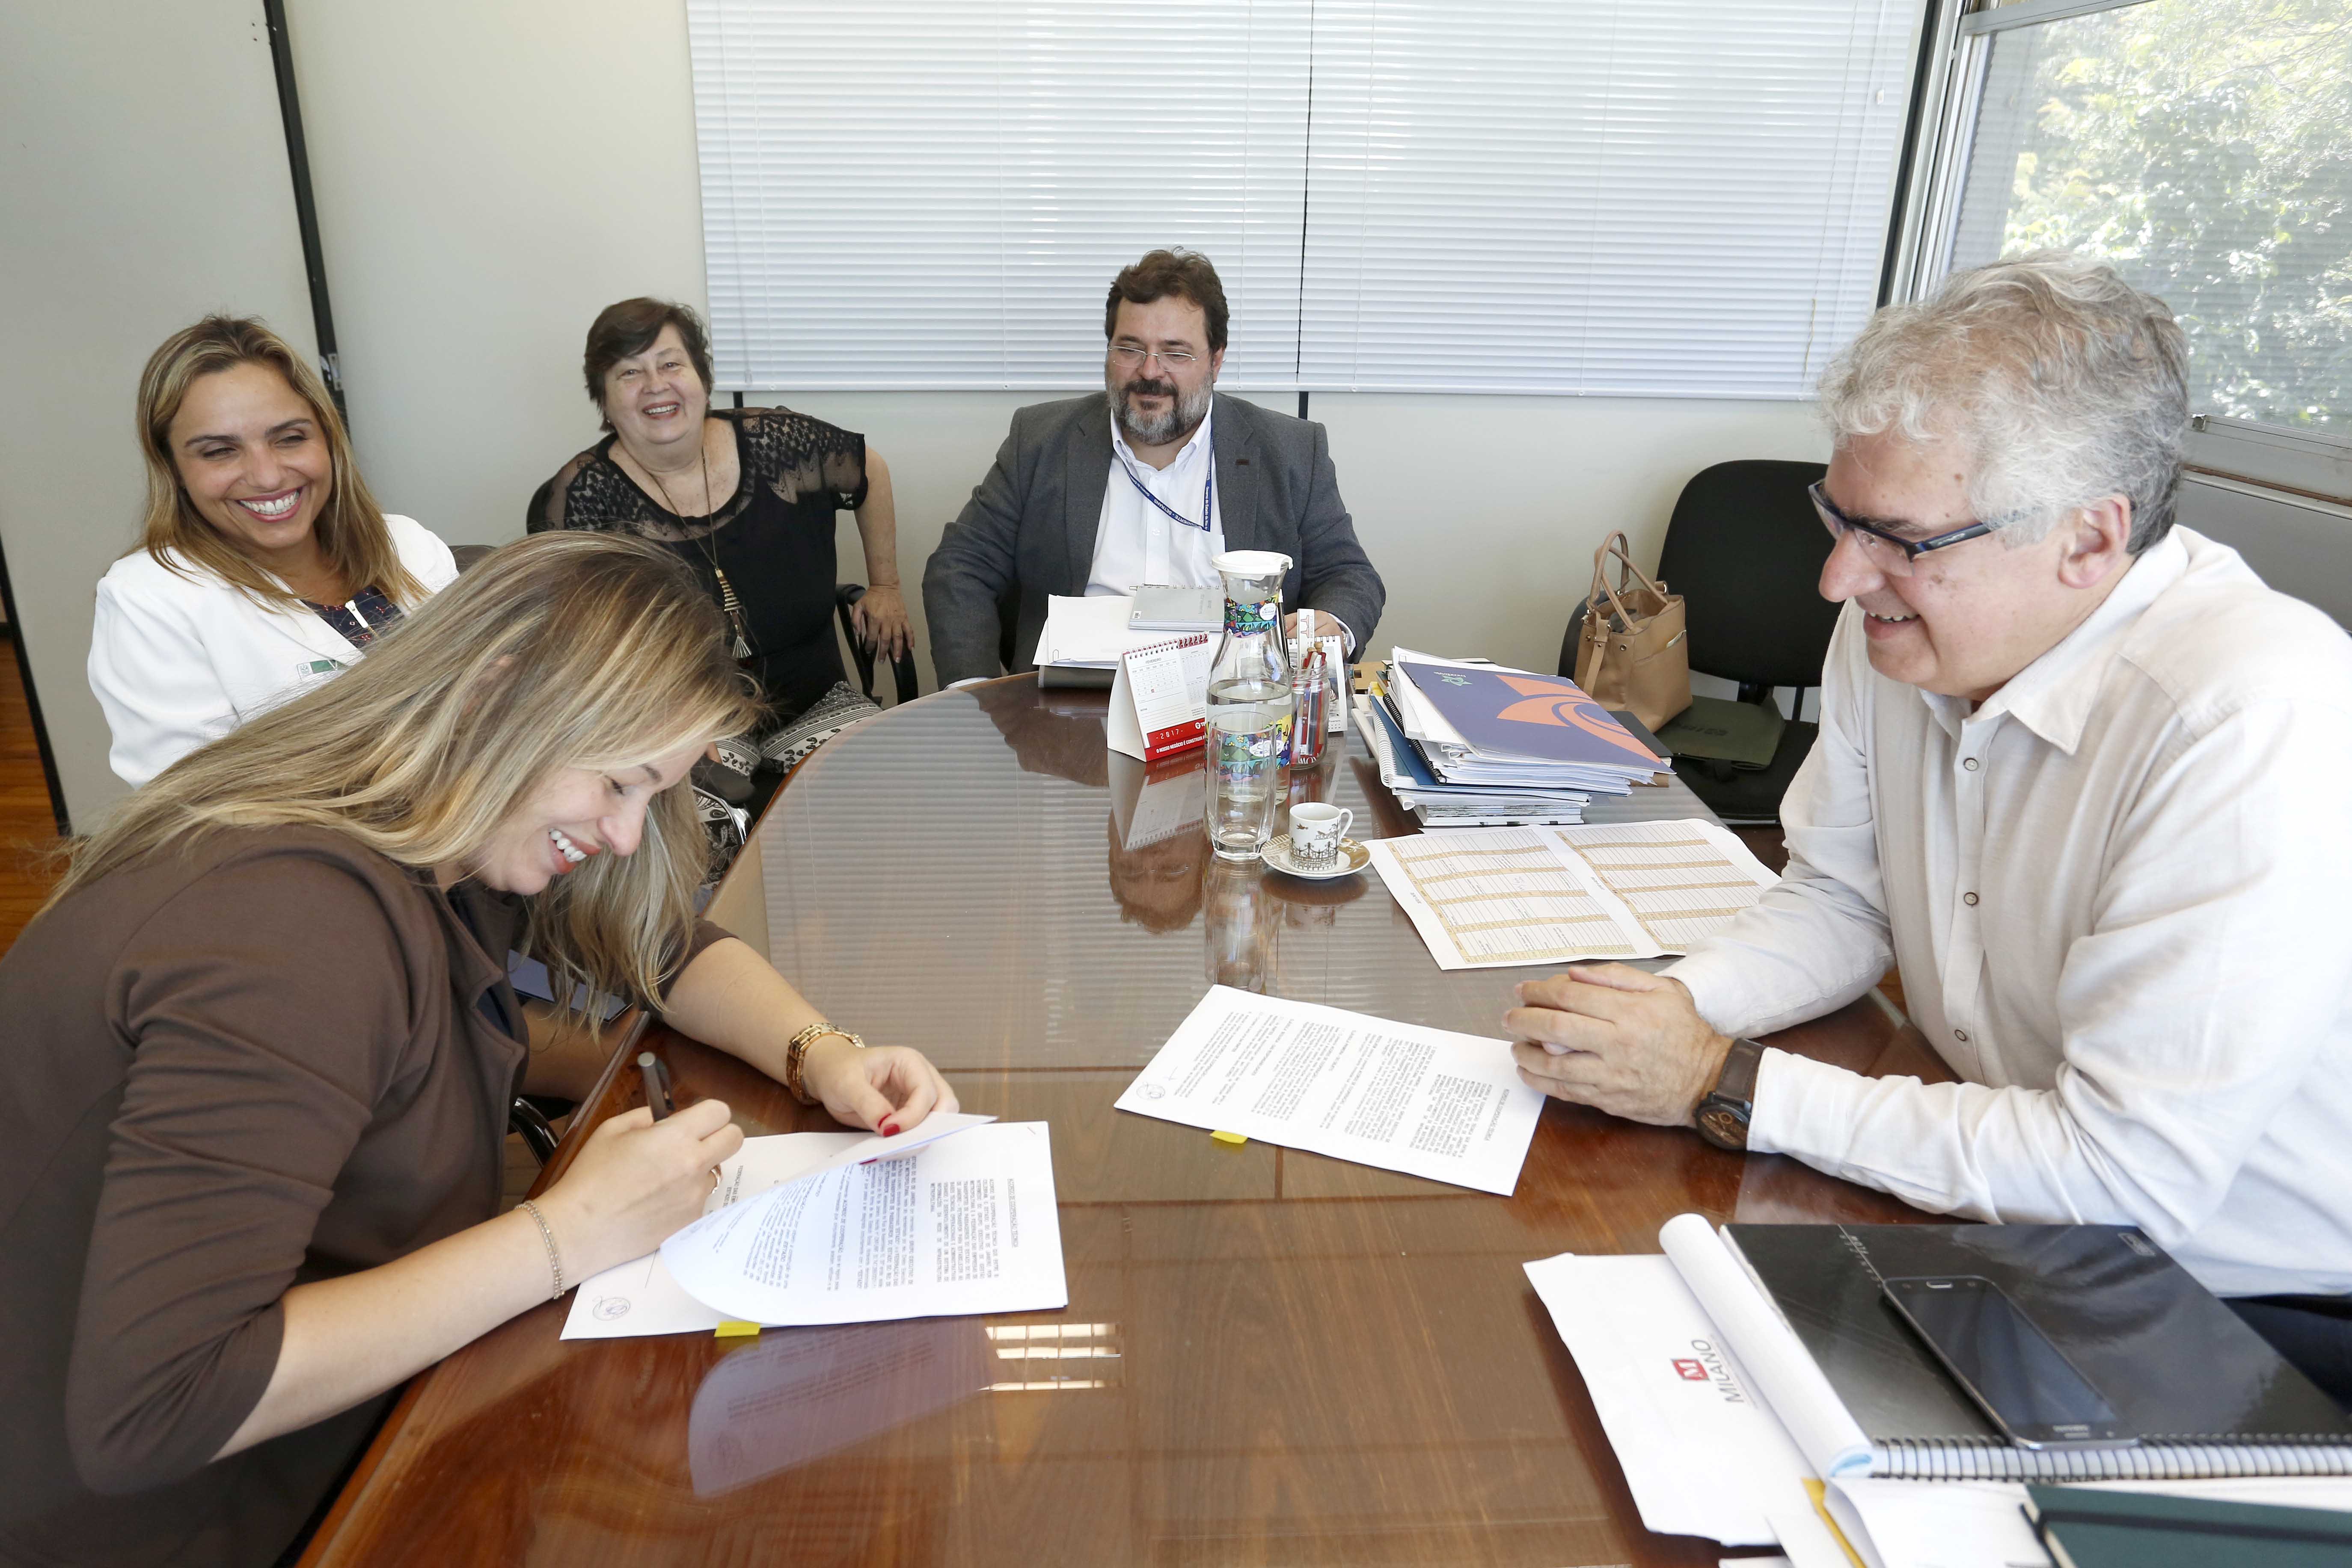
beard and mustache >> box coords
[1106,371,1212,448]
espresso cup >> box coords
[1288,803,1354,868]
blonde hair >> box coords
[53,532,764,1012]
[134,315,425,609]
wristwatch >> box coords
[1694,1038,1765,1152]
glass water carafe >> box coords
[1203,550,1296,861]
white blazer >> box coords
[87,514,460,787]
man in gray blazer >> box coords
[923,249,1385,686]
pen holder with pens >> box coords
[1285,657,1327,765]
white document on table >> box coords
[1114,987,1544,1195]
[1521,1248,1927,1568]
[659,1120,1066,1328]
[1034,593,1165,668]
[1369,820,1778,970]
[1523,1252,1817,1548]
[559,1112,1000,1339]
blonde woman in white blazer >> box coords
[90,317,460,787]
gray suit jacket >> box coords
[922,392,1385,686]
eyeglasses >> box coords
[1808,481,2001,576]
[1108,344,1200,369]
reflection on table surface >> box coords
[303,676,1933,1568]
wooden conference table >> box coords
[303,674,1944,1567]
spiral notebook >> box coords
[1705,1220,2352,1482]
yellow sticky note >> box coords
[715,1320,762,1338]
[1802,1479,1868,1568]
[1210,1129,1248,1146]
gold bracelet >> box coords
[517,1199,565,1299]
[784,1021,864,1106]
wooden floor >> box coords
[0,638,62,956]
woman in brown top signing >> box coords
[0,533,956,1568]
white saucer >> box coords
[1262,834,1369,880]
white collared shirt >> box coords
[1665,527,2352,1296]
[88,514,460,787]
[1087,403,1225,597]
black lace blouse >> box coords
[529,407,868,727]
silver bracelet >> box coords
[517,1199,565,1299]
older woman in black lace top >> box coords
[529,298,911,731]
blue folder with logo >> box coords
[1396,660,1663,769]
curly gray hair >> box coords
[1819,252,2190,553]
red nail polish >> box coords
[880,1119,899,1137]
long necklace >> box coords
[641,427,752,660]
[1115,432,1214,532]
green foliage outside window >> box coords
[1954,0,2352,431]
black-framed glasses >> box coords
[1808,481,2000,577]
[1108,344,1199,368]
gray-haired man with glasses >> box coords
[923,247,1384,686]
[1508,253,2352,1398]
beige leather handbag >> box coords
[1573,532,1691,733]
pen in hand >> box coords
[638,1051,674,1120]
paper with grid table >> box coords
[1366,819,1779,970]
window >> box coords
[688,0,1311,390]
[687,0,1920,398]
[1905,0,2352,488]
[1296,0,1917,395]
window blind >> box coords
[1298,0,1918,395]
[688,0,1310,391]
[688,0,1918,397]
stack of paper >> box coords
[1357,696,1592,826]
[561,1114,1067,1338]
[1033,593,1171,674]
[1356,649,1665,827]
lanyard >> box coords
[1116,438,1215,533]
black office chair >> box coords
[1559,459,1838,825]
[834,583,920,704]
[507,499,921,708]
[996,583,1024,679]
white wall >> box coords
[0,0,318,830]
[284,0,710,545]
[1316,394,1829,674]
